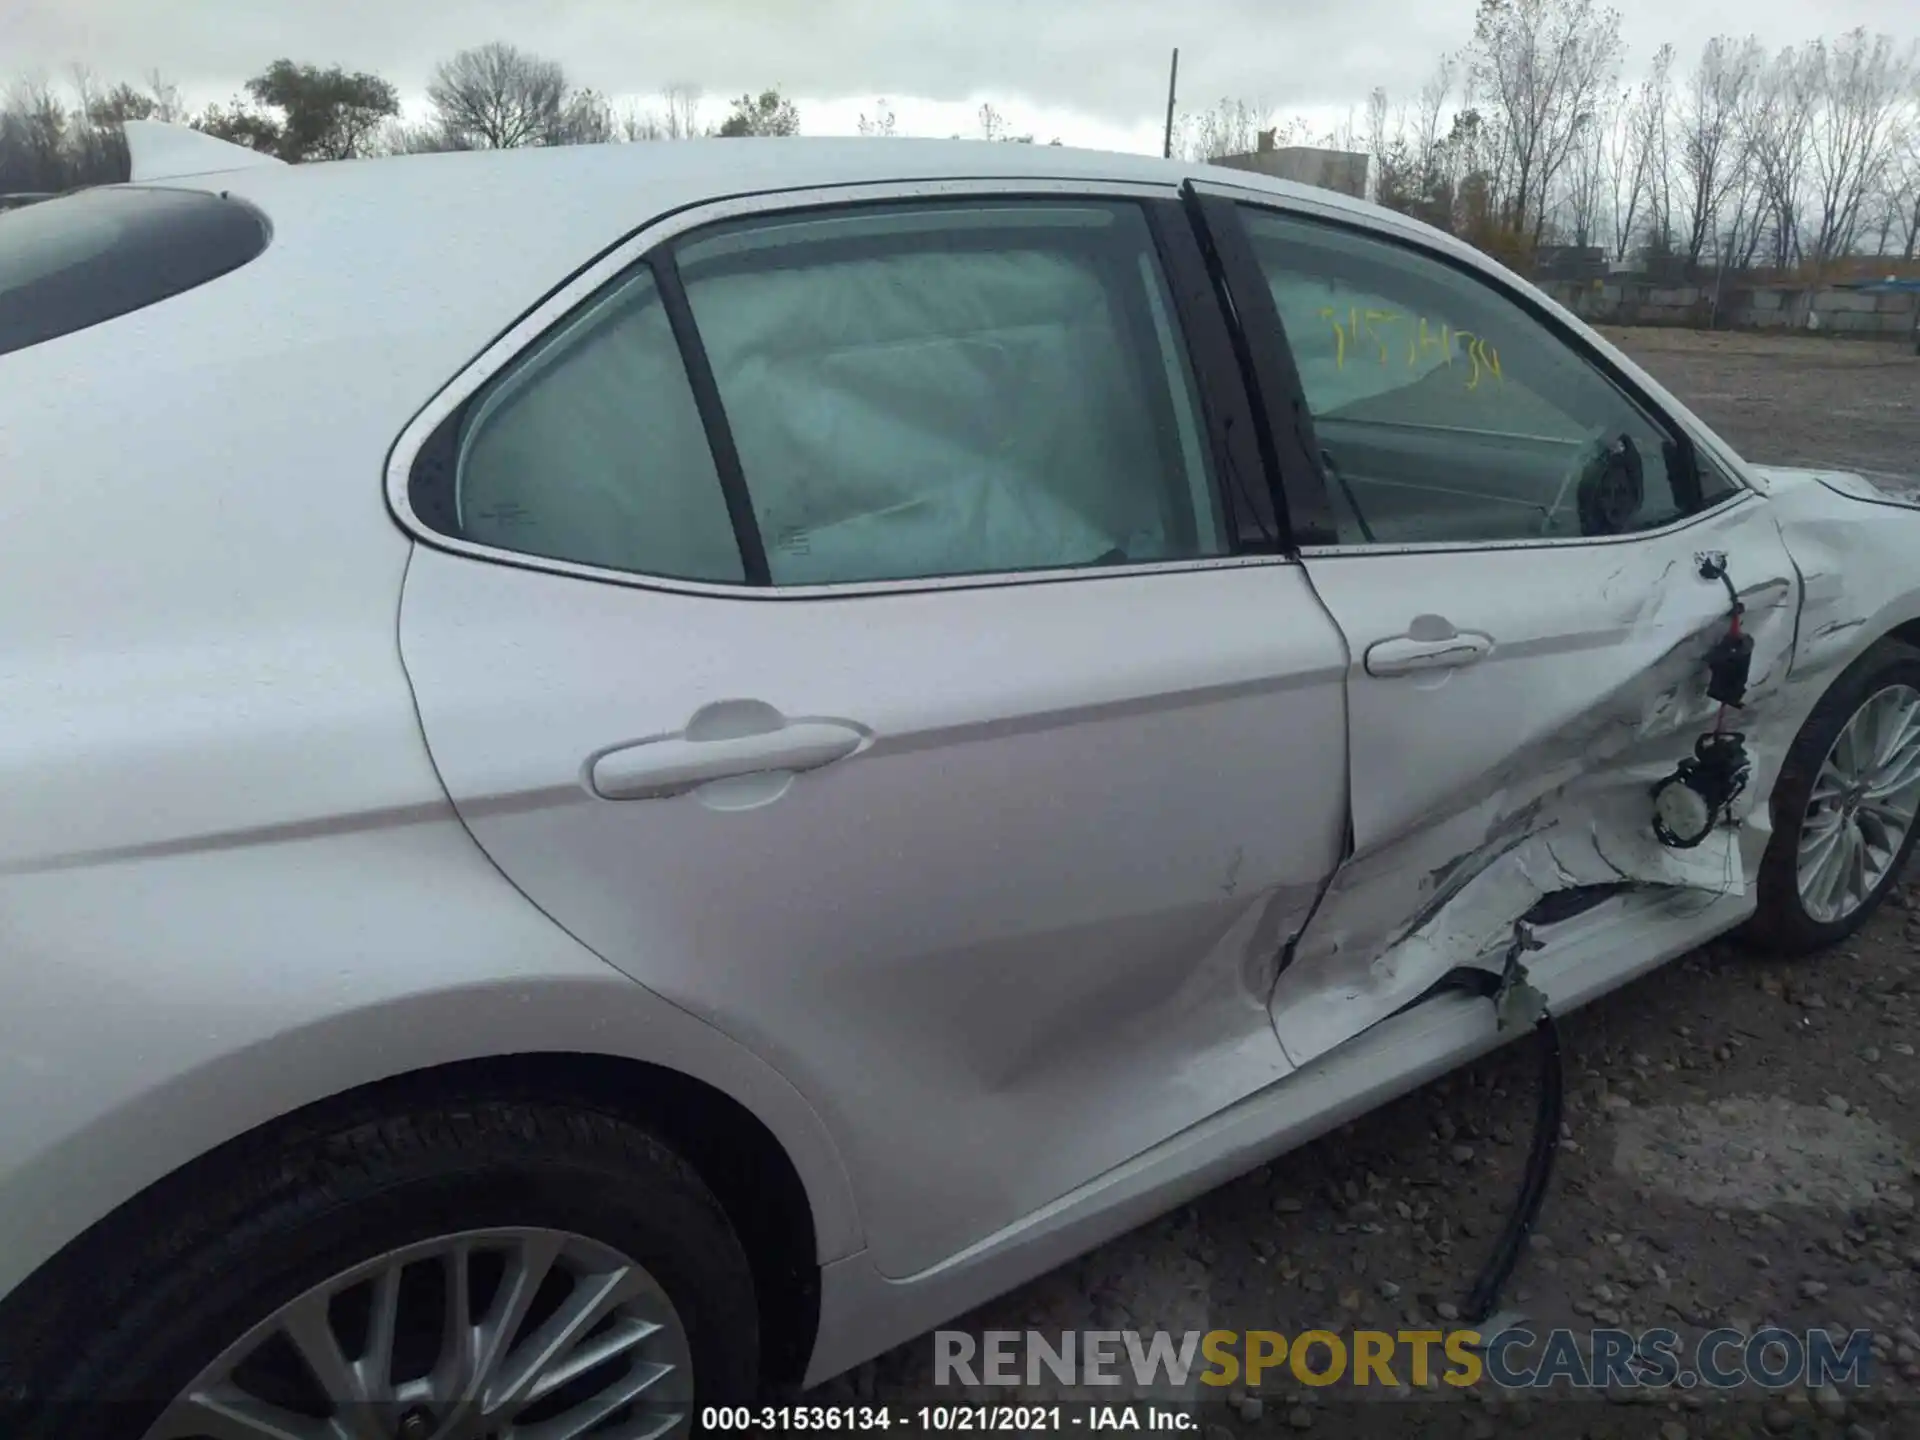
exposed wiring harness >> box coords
[1651,554,1755,849]
[1395,919,1563,1326]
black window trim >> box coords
[650,250,773,586]
[1186,189,1750,557]
[1143,197,1284,553]
[402,181,1294,598]
[1182,186,1331,548]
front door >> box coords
[393,181,1353,1276]
[1198,193,1802,1067]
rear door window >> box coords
[675,200,1228,586]
[0,186,269,357]
[424,196,1236,589]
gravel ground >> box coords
[812,330,1920,1438]
[1599,327,1919,480]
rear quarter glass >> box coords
[0,184,269,357]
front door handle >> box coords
[1364,617,1494,677]
[590,700,866,801]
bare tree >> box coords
[1559,100,1607,247]
[1892,116,1920,258]
[1365,88,1403,207]
[858,99,897,137]
[58,66,183,183]
[1803,30,1915,267]
[381,119,470,155]
[1469,0,1624,240]
[619,109,670,142]
[967,101,1035,144]
[427,42,567,149]
[558,88,618,145]
[1599,78,1659,262]
[1743,45,1820,269]
[1412,60,1459,209]
[1675,36,1763,267]
[63,65,113,181]
[143,71,185,123]
[621,87,708,141]
[1324,104,1363,155]
[664,87,705,139]
[1,75,72,192]
[1176,98,1269,161]
[1639,44,1677,255]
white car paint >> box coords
[399,540,1348,1278]
[0,130,1915,1396]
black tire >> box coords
[0,1092,759,1440]
[1748,638,1920,955]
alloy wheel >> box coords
[142,1227,694,1440]
[1796,682,1920,925]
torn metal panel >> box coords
[1811,468,1920,512]
[1754,466,1920,684]
[1272,498,1805,1068]
[1274,462,1920,1072]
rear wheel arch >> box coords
[0,1050,824,1399]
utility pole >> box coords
[1162,48,1179,159]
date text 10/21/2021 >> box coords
[701,1407,1199,1431]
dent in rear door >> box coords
[391,183,1354,1276]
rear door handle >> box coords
[590,700,866,801]
[1364,618,1494,677]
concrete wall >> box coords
[1211,146,1370,199]
[1543,278,1919,339]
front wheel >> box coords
[1750,639,1920,954]
[3,1095,760,1440]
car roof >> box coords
[169,138,1475,364]
[208,134,1326,212]
[76,139,1413,413]
[194,136,1404,279]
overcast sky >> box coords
[4,0,1916,151]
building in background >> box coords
[1208,130,1369,199]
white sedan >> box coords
[0,121,1915,1439]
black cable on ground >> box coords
[1463,1009,1563,1324]
[1390,934,1568,1327]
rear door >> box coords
[1191,189,1802,1067]
[391,180,1352,1276]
